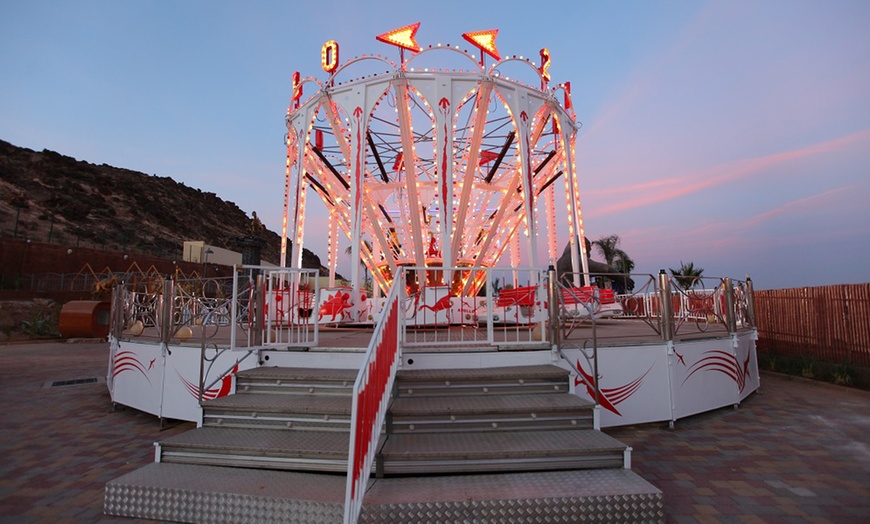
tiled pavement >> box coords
[605,372,870,523]
[1,341,868,523]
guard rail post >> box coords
[657,269,674,344]
[547,264,561,355]
[252,273,264,347]
[160,279,174,344]
[745,276,756,328]
[723,277,738,347]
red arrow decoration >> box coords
[376,22,422,53]
[462,29,500,61]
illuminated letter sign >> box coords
[462,29,500,61]
[291,71,302,103]
[376,22,422,53]
[540,48,551,84]
[563,81,572,110]
[321,40,339,73]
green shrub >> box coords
[21,308,57,337]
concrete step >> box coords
[389,392,595,432]
[379,428,627,475]
[203,392,352,430]
[396,364,570,397]
[159,427,353,473]
[105,462,664,523]
[234,366,357,396]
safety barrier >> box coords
[398,266,549,349]
[343,279,402,524]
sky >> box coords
[1,0,868,290]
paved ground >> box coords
[0,340,867,523]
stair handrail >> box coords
[558,341,600,408]
[343,277,403,524]
[549,266,600,407]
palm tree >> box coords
[587,234,636,293]
[614,253,635,274]
[669,261,704,290]
[592,234,633,274]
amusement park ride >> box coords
[103,25,759,524]
[282,23,590,323]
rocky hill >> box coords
[0,139,325,272]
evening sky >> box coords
[1,0,868,289]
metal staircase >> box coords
[158,367,357,473]
[105,364,664,523]
[381,365,626,474]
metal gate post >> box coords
[252,273,264,347]
[657,270,674,343]
[745,276,756,328]
[547,264,561,352]
[724,277,737,334]
[160,279,174,343]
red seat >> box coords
[561,286,595,305]
[495,286,537,307]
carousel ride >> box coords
[105,24,758,426]
[282,24,590,323]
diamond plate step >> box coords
[105,462,346,523]
[203,392,352,430]
[380,429,627,474]
[105,463,663,523]
[234,366,357,396]
[362,468,663,523]
[396,364,570,397]
[389,392,595,432]
[159,427,356,472]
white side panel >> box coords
[259,350,366,369]
[410,286,452,326]
[109,341,165,417]
[161,345,258,423]
[401,350,553,370]
[561,345,673,428]
[670,337,746,420]
[737,333,760,401]
[317,287,368,324]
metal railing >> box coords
[553,271,756,345]
[108,266,322,408]
[343,278,402,524]
[398,266,550,349]
[550,266,601,409]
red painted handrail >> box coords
[343,281,402,524]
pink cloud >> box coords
[589,129,870,217]
[747,184,860,226]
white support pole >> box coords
[562,128,588,285]
[294,182,308,270]
[510,234,520,289]
[394,78,427,284]
[281,126,297,268]
[451,82,494,264]
[545,173,559,263]
[434,83,455,288]
[349,105,367,315]
[288,106,316,270]
[328,214,337,287]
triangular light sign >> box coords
[462,29,500,61]
[376,22,422,53]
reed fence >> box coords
[754,284,870,368]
